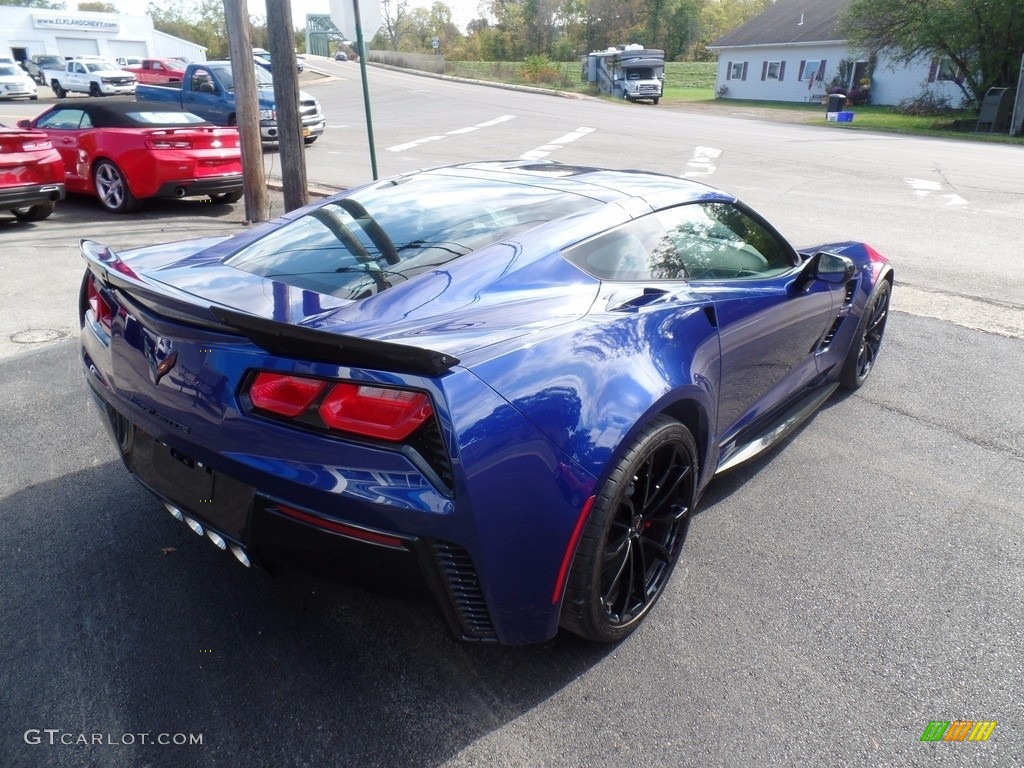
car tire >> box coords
[840,279,891,389]
[560,415,698,643]
[52,81,65,99]
[89,82,101,98]
[653,97,660,105]
[209,191,242,204]
[11,201,55,221]
[93,159,142,214]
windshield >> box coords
[85,61,120,73]
[0,65,22,77]
[225,173,600,300]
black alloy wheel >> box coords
[840,280,891,389]
[561,416,698,643]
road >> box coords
[0,60,1022,767]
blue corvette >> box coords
[79,161,892,645]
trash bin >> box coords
[826,93,846,113]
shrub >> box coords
[520,55,559,84]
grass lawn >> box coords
[440,59,1021,144]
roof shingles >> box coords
[710,0,851,48]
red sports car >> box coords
[20,101,243,213]
[0,123,65,221]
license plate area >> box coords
[127,427,254,540]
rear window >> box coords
[225,173,598,300]
[125,111,206,126]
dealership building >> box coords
[1,6,206,65]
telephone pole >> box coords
[224,0,269,223]
[266,0,309,210]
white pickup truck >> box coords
[44,58,136,98]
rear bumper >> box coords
[152,176,243,200]
[0,182,65,209]
[84,373,500,643]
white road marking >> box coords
[905,178,941,195]
[387,115,516,152]
[519,127,595,160]
[905,177,968,205]
[683,146,723,177]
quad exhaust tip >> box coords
[164,502,250,567]
[230,544,251,568]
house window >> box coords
[730,62,744,80]
[800,60,820,81]
[936,58,959,81]
[760,61,785,81]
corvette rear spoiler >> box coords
[80,239,459,377]
[211,306,460,377]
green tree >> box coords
[841,0,1024,107]
[77,1,116,10]
[376,0,411,49]
[0,0,63,7]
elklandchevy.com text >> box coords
[24,729,203,747]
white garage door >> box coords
[55,37,100,58]
[107,40,148,59]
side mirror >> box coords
[796,251,856,291]
[813,251,856,283]
[198,82,215,94]
[17,119,30,129]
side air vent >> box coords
[817,317,844,352]
[407,420,456,494]
[430,541,497,640]
[841,280,856,307]
[815,280,858,353]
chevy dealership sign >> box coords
[33,15,120,32]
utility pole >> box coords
[266,0,309,211]
[352,0,378,179]
[224,0,269,223]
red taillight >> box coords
[319,383,433,441]
[247,373,433,441]
[146,138,193,149]
[249,372,325,417]
[21,138,53,151]
[86,278,113,335]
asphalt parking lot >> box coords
[1,158,1022,765]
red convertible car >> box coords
[20,101,243,213]
[0,123,65,221]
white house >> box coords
[0,6,206,65]
[707,0,965,107]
